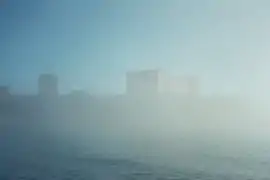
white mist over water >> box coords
[3,95,270,179]
[56,97,270,159]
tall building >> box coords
[126,69,160,96]
[0,86,13,113]
[161,76,199,96]
[185,76,199,96]
[126,69,199,96]
[38,74,58,99]
[0,86,11,100]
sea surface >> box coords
[2,152,270,180]
[2,113,270,180]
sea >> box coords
[2,109,270,180]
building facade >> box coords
[0,86,11,100]
[126,69,199,97]
[126,69,160,96]
[0,86,13,113]
[38,74,58,99]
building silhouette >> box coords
[126,69,199,97]
[162,75,199,96]
[38,74,58,99]
[0,86,11,99]
[0,86,13,113]
[126,69,160,96]
[185,76,199,97]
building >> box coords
[126,69,199,97]
[0,86,11,100]
[38,74,58,99]
[126,69,160,96]
[185,76,199,96]
[160,75,199,96]
[0,86,13,113]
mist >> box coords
[4,94,270,164]
[3,0,270,179]
[3,79,270,179]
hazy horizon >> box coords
[1,0,270,98]
[2,1,270,179]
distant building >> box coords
[126,69,160,96]
[38,74,58,99]
[0,86,11,100]
[126,69,199,97]
[68,90,90,100]
[0,86,13,113]
[160,75,199,96]
[185,76,199,96]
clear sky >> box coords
[1,0,270,96]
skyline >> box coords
[1,1,270,97]
[3,70,199,96]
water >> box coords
[2,104,270,180]
[2,151,270,179]
[2,119,270,180]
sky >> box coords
[1,0,270,96]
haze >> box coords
[2,0,270,179]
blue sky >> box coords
[1,0,270,95]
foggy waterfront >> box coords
[2,96,270,180]
[3,0,270,179]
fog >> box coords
[3,95,270,169]
[3,1,270,179]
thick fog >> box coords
[4,94,270,174]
